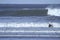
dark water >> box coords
[0,4,60,8]
[0,4,60,16]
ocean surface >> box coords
[0,37,60,40]
[0,4,60,40]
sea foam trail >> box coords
[0,22,59,27]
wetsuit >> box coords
[49,24,53,28]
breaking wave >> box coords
[46,8,60,16]
[0,22,59,27]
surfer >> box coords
[49,23,53,28]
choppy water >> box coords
[0,4,60,39]
[0,16,60,27]
[0,37,60,40]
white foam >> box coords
[0,22,59,27]
[0,22,48,27]
[46,8,60,16]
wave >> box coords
[46,5,60,16]
[0,22,59,27]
